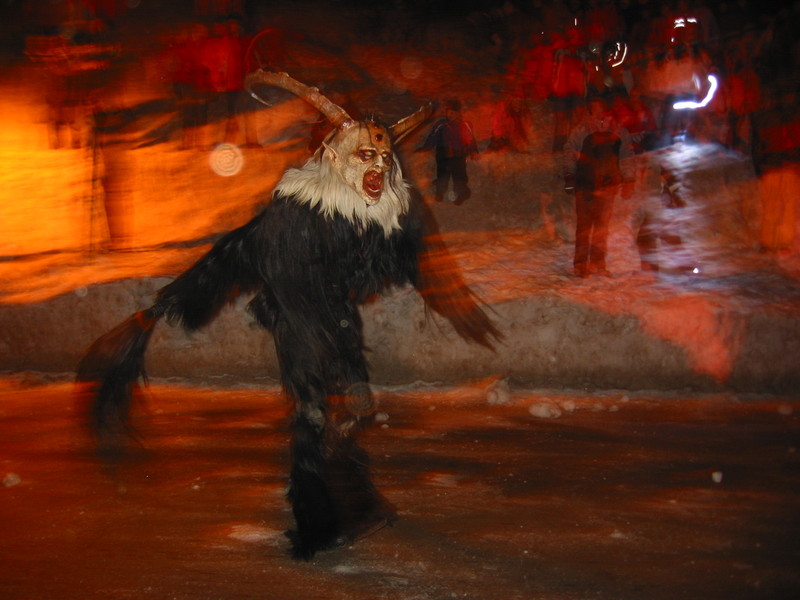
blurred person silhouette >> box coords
[45,46,84,149]
[563,94,634,277]
[488,89,531,152]
[91,105,135,252]
[420,99,478,205]
[634,163,687,273]
[489,30,546,152]
[609,85,685,273]
[487,76,531,152]
[206,18,253,146]
[28,18,117,149]
[641,0,718,145]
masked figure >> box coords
[76,71,500,560]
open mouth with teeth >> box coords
[363,169,383,204]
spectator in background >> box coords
[420,99,479,205]
[563,95,634,277]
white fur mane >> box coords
[274,152,411,237]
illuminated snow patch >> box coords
[227,523,282,544]
[486,378,511,405]
[529,402,562,419]
[3,472,21,487]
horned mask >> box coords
[245,70,432,207]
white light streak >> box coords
[673,74,719,110]
[673,17,696,29]
[611,42,627,68]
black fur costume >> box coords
[76,72,499,560]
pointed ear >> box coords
[322,141,338,163]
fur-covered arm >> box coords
[154,214,268,330]
[406,198,502,349]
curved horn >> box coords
[244,69,353,129]
[390,102,435,144]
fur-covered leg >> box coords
[286,390,395,560]
[322,420,397,545]
[272,308,393,559]
[286,404,341,559]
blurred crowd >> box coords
[17,0,799,164]
[19,0,257,251]
[485,0,798,171]
[12,0,800,258]
[21,0,258,151]
[477,0,799,262]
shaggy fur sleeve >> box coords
[405,195,502,349]
[153,213,269,330]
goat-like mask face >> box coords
[326,122,394,205]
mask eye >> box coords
[381,152,393,166]
[358,149,376,162]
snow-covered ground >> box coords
[1,374,798,599]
